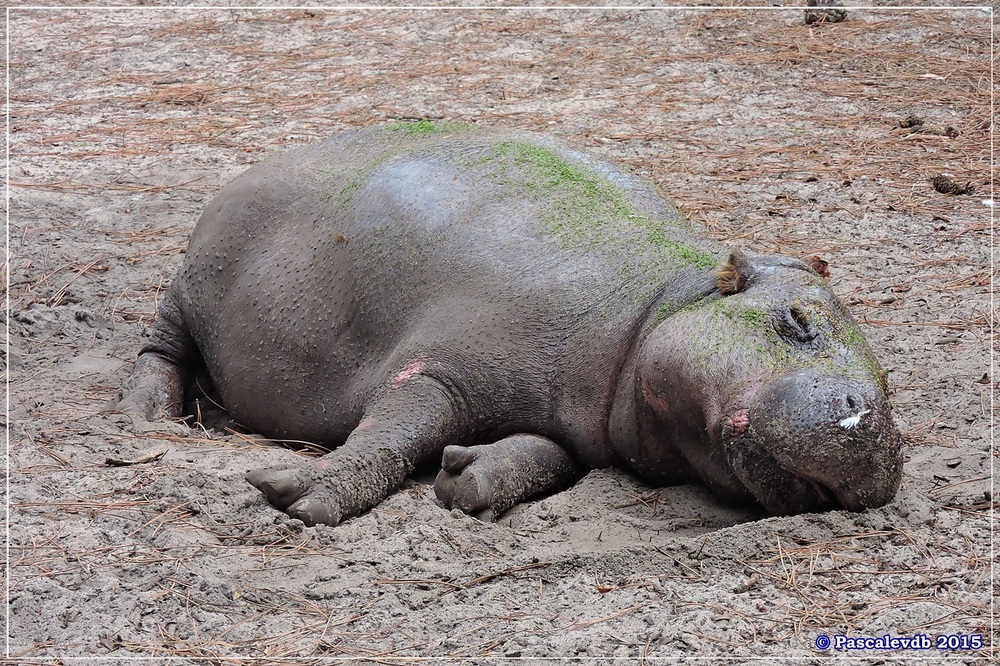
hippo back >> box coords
[174,124,723,451]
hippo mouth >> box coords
[722,423,850,514]
[800,475,839,507]
[714,366,903,514]
[791,470,860,511]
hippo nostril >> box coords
[844,393,865,412]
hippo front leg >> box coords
[246,374,465,526]
[434,434,582,521]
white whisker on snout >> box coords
[838,409,871,430]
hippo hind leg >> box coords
[434,435,582,521]
[115,286,196,420]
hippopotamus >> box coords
[116,122,903,526]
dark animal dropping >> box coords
[932,175,974,195]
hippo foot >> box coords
[246,447,410,527]
[115,352,185,420]
[434,434,581,521]
[245,464,343,526]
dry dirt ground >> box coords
[5,3,994,664]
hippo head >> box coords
[635,250,903,514]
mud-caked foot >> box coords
[245,464,348,527]
[246,448,410,527]
[433,434,580,521]
[115,352,186,420]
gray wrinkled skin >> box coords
[116,124,903,526]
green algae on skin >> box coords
[707,298,769,328]
[386,120,470,136]
[834,319,866,348]
[488,141,716,269]
[711,301,883,381]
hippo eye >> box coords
[777,305,818,343]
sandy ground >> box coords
[6,3,993,664]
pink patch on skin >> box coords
[392,360,425,388]
[640,379,671,412]
[728,409,751,437]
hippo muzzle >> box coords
[724,368,903,514]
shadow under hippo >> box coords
[116,122,903,526]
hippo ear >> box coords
[717,249,755,295]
